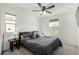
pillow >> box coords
[21,35,30,40]
[21,35,24,39]
[36,33,40,38]
[37,31,44,37]
[33,31,41,38]
[29,33,35,39]
[29,31,41,39]
[29,31,40,39]
[33,31,37,38]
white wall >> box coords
[39,11,78,46]
[0,10,2,54]
[59,12,78,46]
[75,6,79,48]
[0,4,39,52]
[77,27,79,48]
[39,17,51,36]
[39,15,59,36]
[39,3,79,46]
[17,14,39,32]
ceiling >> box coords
[0,3,77,17]
[15,3,77,17]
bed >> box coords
[19,32,62,55]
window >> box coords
[5,13,16,32]
[49,21,59,28]
[49,19,59,31]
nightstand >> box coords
[8,38,20,52]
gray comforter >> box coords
[21,37,62,55]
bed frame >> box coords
[19,32,32,40]
[19,32,33,53]
[19,32,62,55]
[19,32,33,46]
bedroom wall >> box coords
[17,14,39,32]
[75,6,79,48]
[39,15,58,36]
[0,4,39,52]
[59,12,78,46]
[0,10,2,54]
[77,27,79,48]
[39,11,78,46]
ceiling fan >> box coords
[32,3,55,15]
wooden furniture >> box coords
[8,38,20,52]
[19,32,33,51]
[19,32,62,55]
[19,32,32,40]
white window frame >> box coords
[5,13,16,33]
[49,21,59,28]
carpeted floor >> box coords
[4,44,79,55]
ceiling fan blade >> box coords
[32,10,41,12]
[46,11,52,14]
[46,5,55,10]
[40,11,43,15]
[37,3,42,8]
[37,3,43,10]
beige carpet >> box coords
[4,44,79,55]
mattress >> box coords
[21,37,62,55]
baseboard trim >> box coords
[62,43,78,48]
[1,49,9,55]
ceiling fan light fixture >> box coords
[33,3,55,15]
[40,11,46,15]
[43,11,46,14]
[40,11,43,15]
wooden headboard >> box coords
[19,32,32,40]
